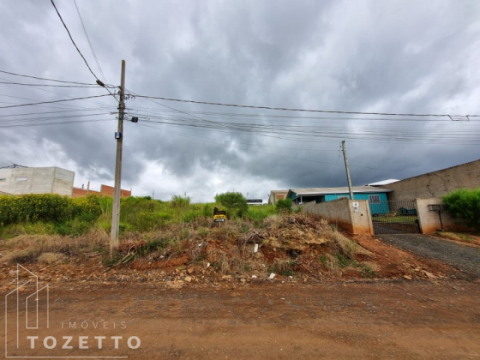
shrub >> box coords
[171,195,191,208]
[55,219,94,237]
[443,188,480,230]
[0,194,102,227]
[246,205,276,226]
[215,192,248,217]
[276,198,292,213]
[0,194,71,225]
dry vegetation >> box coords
[0,213,380,281]
[435,231,480,246]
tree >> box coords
[214,192,248,217]
[442,188,480,231]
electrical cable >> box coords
[49,0,118,103]
[0,107,114,118]
[73,0,107,83]
[129,94,479,118]
[0,118,113,128]
[0,69,95,85]
[50,0,100,82]
[0,81,98,88]
[137,122,415,172]
[0,112,112,123]
[0,94,111,109]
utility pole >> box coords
[341,140,354,200]
[110,60,126,255]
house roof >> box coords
[290,186,392,197]
[366,179,399,186]
[270,190,288,194]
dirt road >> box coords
[3,281,480,359]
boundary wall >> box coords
[380,159,480,201]
[416,198,473,233]
[300,198,373,235]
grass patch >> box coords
[360,265,376,278]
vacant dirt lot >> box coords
[2,281,480,359]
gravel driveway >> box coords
[378,234,480,279]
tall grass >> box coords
[0,194,282,239]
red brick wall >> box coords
[72,185,131,198]
[72,187,101,198]
[100,185,131,197]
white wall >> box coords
[0,167,74,196]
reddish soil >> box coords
[353,234,455,279]
[2,281,479,359]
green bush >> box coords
[202,203,215,217]
[0,194,102,227]
[171,195,191,208]
[246,205,276,226]
[56,219,94,237]
[183,210,202,223]
[443,188,480,230]
[215,192,248,217]
[276,198,292,213]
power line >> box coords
[136,123,341,153]
[73,0,107,83]
[50,0,100,82]
[130,94,479,118]
[137,122,413,172]
[126,106,477,122]
[0,81,99,88]
[0,107,114,118]
[0,112,112,123]
[141,118,480,145]
[0,69,95,85]
[0,94,111,109]
[0,118,113,128]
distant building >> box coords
[366,179,399,186]
[0,165,74,196]
[268,190,288,205]
[378,159,480,201]
[286,186,392,214]
[72,184,131,198]
[247,199,263,205]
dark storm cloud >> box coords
[0,0,479,200]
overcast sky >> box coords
[0,1,479,202]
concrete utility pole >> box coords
[110,60,126,254]
[341,140,354,200]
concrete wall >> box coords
[0,167,74,196]
[300,198,373,235]
[381,159,480,201]
[416,198,472,234]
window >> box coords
[369,195,380,204]
[16,177,27,182]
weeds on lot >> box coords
[1,228,109,263]
[360,265,376,278]
[0,206,378,280]
[270,258,296,276]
